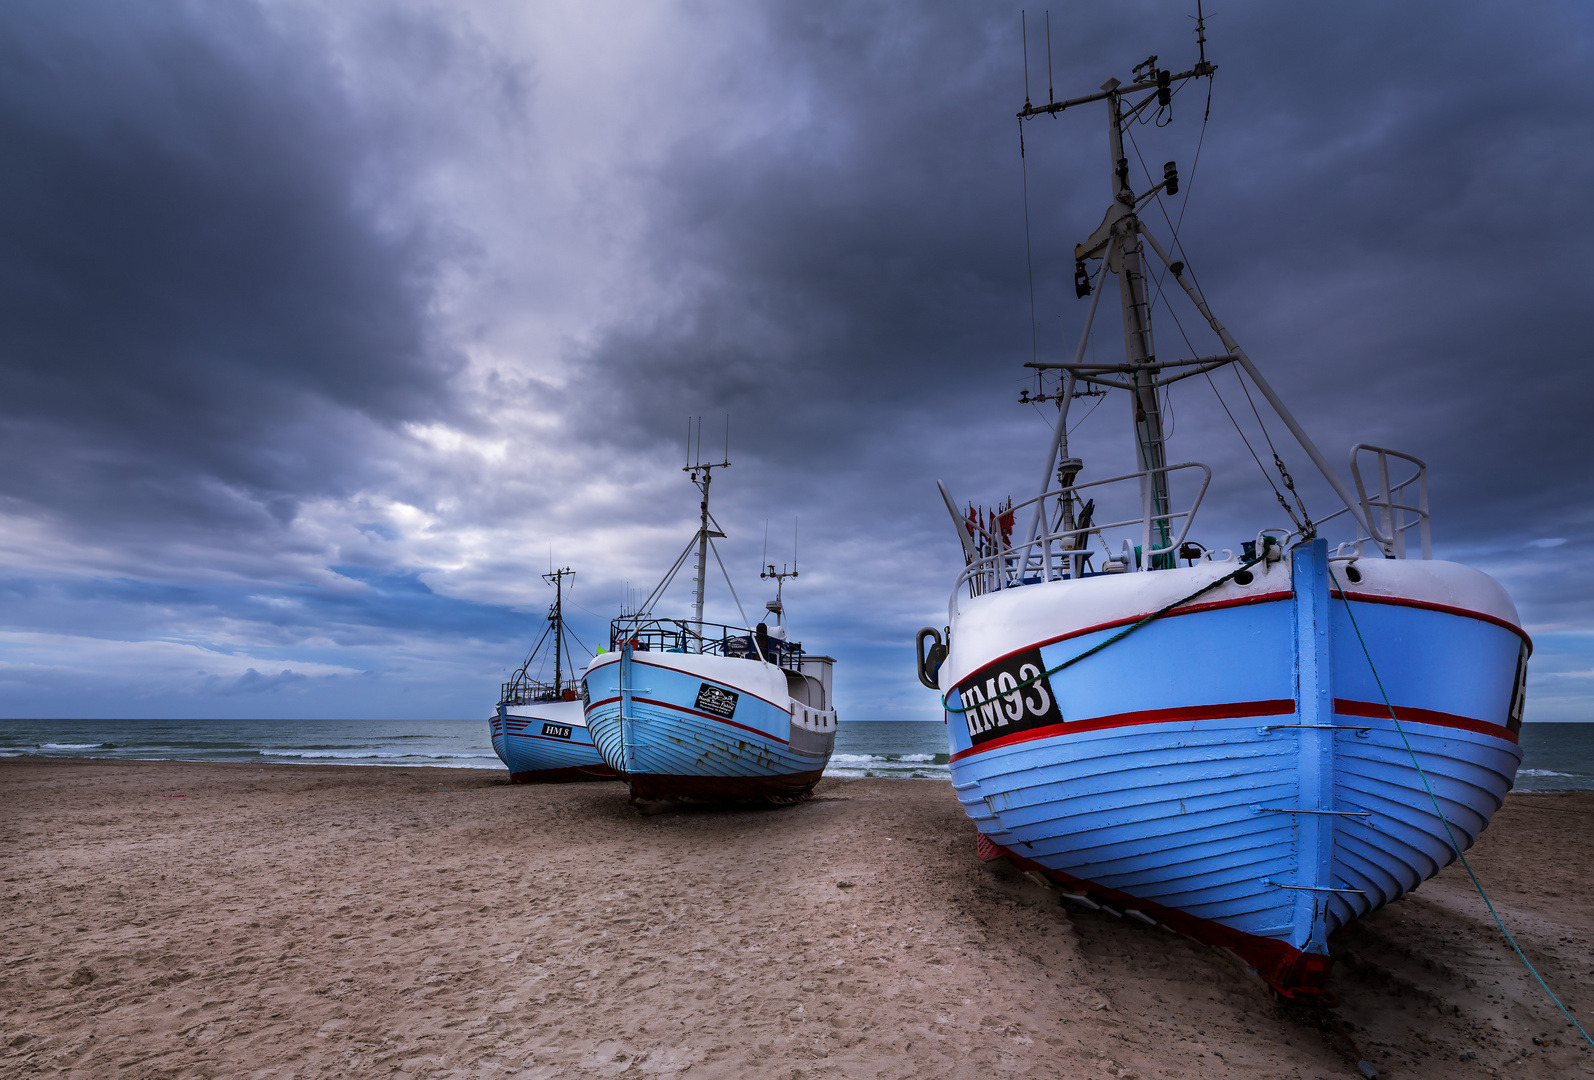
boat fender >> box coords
[915,627,948,690]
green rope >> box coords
[1329,566,1593,1049]
[942,547,1271,714]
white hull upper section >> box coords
[941,553,1522,694]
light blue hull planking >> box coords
[583,649,833,802]
[945,540,1524,994]
[490,702,617,783]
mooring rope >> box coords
[1328,565,1594,1049]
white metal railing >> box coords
[951,462,1211,611]
[1349,444,1430,560]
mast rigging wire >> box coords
[1125,120,1310,533]
[563,622,594,660]
[706,535,751,630]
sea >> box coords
[1,719,1591,790]
[0,717,949,781]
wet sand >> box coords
[1,757,1590,1079]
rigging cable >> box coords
[1126,120,1308,533]
[1330,566,1594,1052]
[563,621,594,659]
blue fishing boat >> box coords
[582,433,837,803]
[915,20,1526,996]
[491,567,618,784]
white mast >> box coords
[685,417,729,649]
[542,566,573,695]
[1019,28,1217,567]
[1017,14,1379,551]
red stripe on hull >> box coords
[1333,698,1517,744]
[625,769,822,805]
[504,732,596,746]
[602,656,793,714]
[1331,590,1531,653]
[508,763,620,784]
[982,836,1331,997]
[949,699,1296,762]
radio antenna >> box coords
[1045,10,1054,105]
[1021,11,1031,109]
[683,415,732,642]
[759,517,799,628]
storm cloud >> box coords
[1,0,1590,720]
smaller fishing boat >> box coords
[491,567,618,784]
[581,433,837,803]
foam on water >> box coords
[824,721,949,779]
[1515,724,1594,792]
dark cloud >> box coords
[0,0,455,539]
[0,0,1590,720]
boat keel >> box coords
[626,769,824,805]
[978,832,1332,998]
[508,763,620,784]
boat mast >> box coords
[1019,16,1216,569]
[685,417,730,650]
[543,566,574,695]
[1102,81,1172,563]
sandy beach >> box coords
[1,758,1590,1079]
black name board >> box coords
[956,647,1062,746]
[695,683,739,719]
[541,722,573,739]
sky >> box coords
[1,0,1590,722]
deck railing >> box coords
[952,462,1211,611]
[1306,445,1432,561]
[608,617,806,671]
[499,675,580,707]
[1350,444,1430,559]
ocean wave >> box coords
[1518,768,1580,778]
[260,748,496,760]
[824,751,950,779]
[41,742,102,749]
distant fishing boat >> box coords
[582,426,837,803]
[916,16,1527,997]
[491,567,617,784]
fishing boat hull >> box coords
[942,539,1526,995]
[583,647,837,803]
[490,700,618,783]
